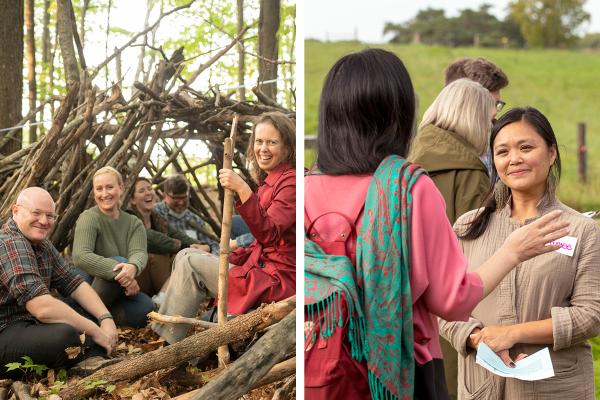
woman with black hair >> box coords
[440,107,600,399]
[304,50,569,400]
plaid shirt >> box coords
[0,218,83,331]
[154,202,219,254]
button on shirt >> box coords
[0,218,83,331]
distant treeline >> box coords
[384,1,599,49]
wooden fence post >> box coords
[578,122,587,184]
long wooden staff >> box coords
[217,114,239,367]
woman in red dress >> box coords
[152,112,295,344]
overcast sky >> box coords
[305,0,600,43]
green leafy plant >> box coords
[5,356,49,376]
[84,379,116,393]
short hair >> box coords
[317,48,416,175]
[163,174,189,195]
[419,78,496,155]
[445,57,508,92]
[93,166,123,186]
[247,112,296,182]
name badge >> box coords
[547,235,577,257]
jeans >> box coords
[232,215,254,248]
[89,257,155,328]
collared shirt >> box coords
[154,202,219,254]
[0,218,83,331]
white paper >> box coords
[475,342,555,381]
[546,235,577,257]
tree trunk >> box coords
[192,311,296,400]
[237,0,245,101]
[25,0,37,143]
[79,0,90,46]
[59,297,295,400]
[0,0,24,155]
[258,0,280,100]
[56,0,80,84]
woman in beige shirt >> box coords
[440,106,600,399]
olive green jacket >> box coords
[408,124,489,224]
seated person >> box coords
[0,187,117,377]
[127,177,209,296]
[72,166,154,328]
[152,112,296,344]
[154,175,253,253]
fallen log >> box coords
[170,356,296,400]
[11,381,34,400]
[191,310,296,400]
[59,296,295,399]
[271,376,295,400]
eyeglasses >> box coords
[495,100,506,113]
[165,192,189,201]
[16,204,58,222]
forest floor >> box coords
[3,313,291,399]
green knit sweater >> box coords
[72,206,148,281]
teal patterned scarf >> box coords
[305,155,425,400]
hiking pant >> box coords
[151,248,227,344]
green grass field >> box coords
[305,40,600,212]
[306,40,600,398]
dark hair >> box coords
[317,48,416,175]
[163,174,189,195]
[134,177,152,187]
[445,57,509,92]
[459,106,561,240]
[247,112,296,183]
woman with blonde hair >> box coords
[409,78,496,223]
[73,166,154,328]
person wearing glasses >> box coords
[445,57,508,178]
[72,167,154,328]
[0,187,118,377]
[153,175,220,255]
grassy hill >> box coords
[305,40,600,211]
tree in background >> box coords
[258,0,280,100]
[509,0,590,47]
[385,5,525,48]
[0,0,24,155]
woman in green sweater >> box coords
[72,167,154,328]
[126,177,208,296]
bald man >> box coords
[0,187,118,377]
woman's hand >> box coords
[470,325,517,352]
[502,209,570,264]
[218,169,253,203]
[123,279,140,296]
[469,326,528,367]
[113,263,137,287]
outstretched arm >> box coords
[25,283,117,354]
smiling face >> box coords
[12,188,57,243]
[131,179,155,213]
[253,122,286,173]
[493,120,557,199]
[93,172,123,216]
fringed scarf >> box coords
[305,155,425,400]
